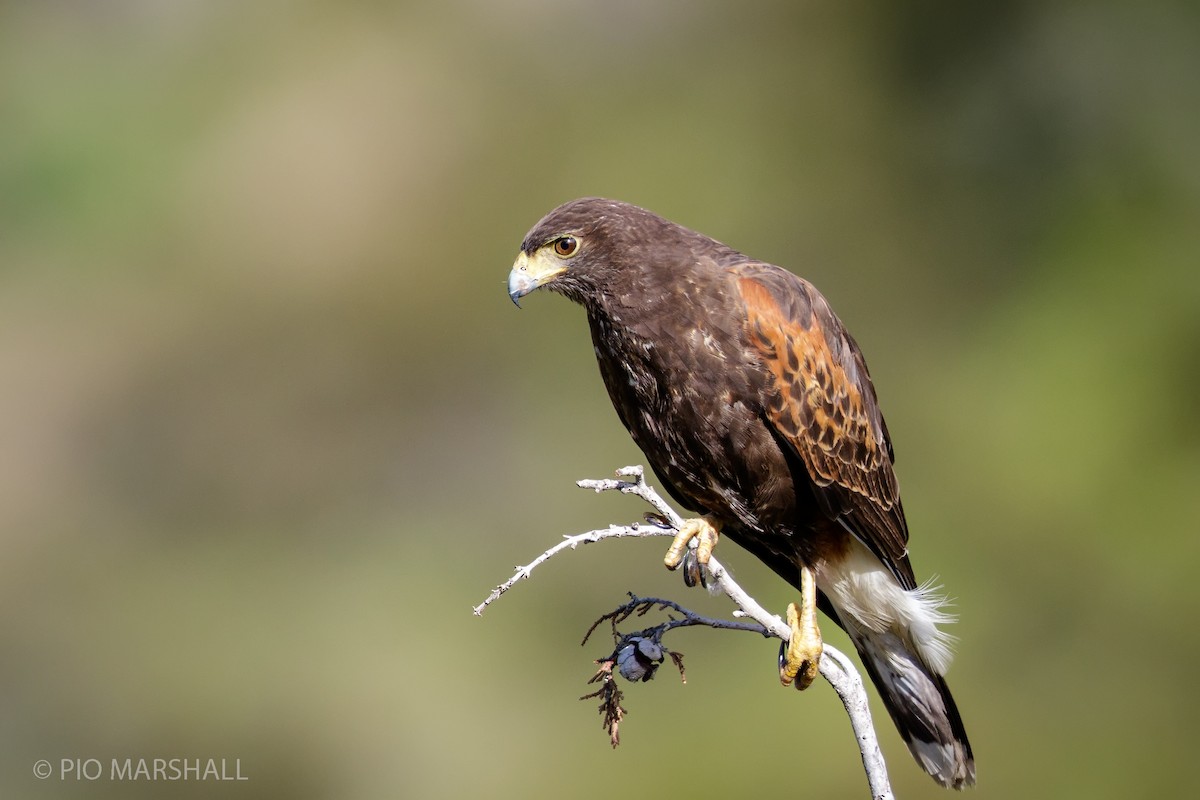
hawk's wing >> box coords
[734,263,916,590]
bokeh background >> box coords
[2,1,1198,798]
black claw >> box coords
[643,512,673,529]
[682,550,700,587]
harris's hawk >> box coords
[507,198,974,789]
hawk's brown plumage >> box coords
[509,198,974,788]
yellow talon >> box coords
[663,516,721,571]
[779,565,823,690]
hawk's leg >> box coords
[662,516,721,571]
[779,564,823,690]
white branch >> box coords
[472,522,666,616]
[475,465,894,800]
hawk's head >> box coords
[507,197,732,307]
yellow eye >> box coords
[552,236,579,257]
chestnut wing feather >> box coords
[735,265,915,589]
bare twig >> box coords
[580,593,769,647]
[472,519,665,616]
[476,465,895,800]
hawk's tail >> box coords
[844,621,976,789]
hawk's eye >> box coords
[552,236,579,257]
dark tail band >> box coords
[849,626,975,789]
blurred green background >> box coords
[1,1,1197,797]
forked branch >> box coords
[475,466,895,800]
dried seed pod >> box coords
[616,636,664,682]
[636,637,663,662]
[615,643,645,681]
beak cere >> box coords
[507,250,565,307]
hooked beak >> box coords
[508,250,566,307]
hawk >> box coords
[508,198,975,788]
